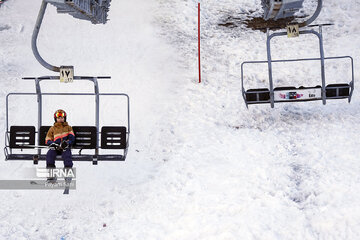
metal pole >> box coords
[318,26,326,105]
[349,56,355,103]
[266,31,275,108]
[198,2,201,83]
[32,0,60,72]
[35,78,43,156]
[94,77,100,155]
[125,94,130,160]
[6,94,9,132]
[240,62,249,108]
[127,95,130,134]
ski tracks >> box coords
[155,0,360,239]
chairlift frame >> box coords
[241,25,355,108]
[4,76,130,165]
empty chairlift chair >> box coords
[241,25,354,108]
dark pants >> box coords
[46,149,73,168]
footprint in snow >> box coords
[0,24,11,31]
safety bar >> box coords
[6,92,130,134]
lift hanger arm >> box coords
[32,0,60,72]
[300,0,323,27]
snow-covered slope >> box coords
[1,0,360,239]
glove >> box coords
[49,143,61,151]
[60,140,69,150]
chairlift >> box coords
[4,1,129,165]
[4,76,130,165]
[241,25,354,108]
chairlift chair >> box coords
[4,76,130,165]
[241,25,354,108]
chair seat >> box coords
[6,154,35,160]
[245,84,352,104]
[96,155,125,161]
[38,154,94,161]
[6,154,124,161]
[326,84,350,98]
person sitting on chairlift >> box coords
[45,109,75,178]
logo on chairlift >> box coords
[279,92,303,100]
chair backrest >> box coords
[10,125,127,150]
[326,84,350,97]
[39,126,51,146]
[39,126,97,149]
[9,126,35,148]
[101,126,127,149]
[72,126,97,149]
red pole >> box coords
[198,2,201,83]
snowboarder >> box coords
[45,109,75,181]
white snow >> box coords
[1,0,360,239]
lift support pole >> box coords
[32,0,60,72]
